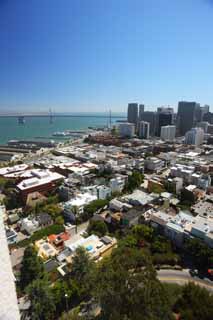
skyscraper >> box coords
[185,127,204,146]
[138,121,150,139]
[139,104,145,121]
[127,103,138,125]
[177,101,200,136]
[156,107,174,136]
[203,111,213,124]
[160,125,176,141]
[140,111,157,136]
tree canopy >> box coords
[19,246,44,291]
[87,220,108,237]
[27,278,56,320]
[95,246,173,320]
[124,171,144,193]
[174,282,213,320]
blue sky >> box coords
[1,0,213,113]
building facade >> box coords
[160,125,176,141]
[127,103,138,125]
[138,121,150,139]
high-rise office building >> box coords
[199,105,210,121]
[160,125,176,141]
[177,101,200,136]
[156,107,173,136]
[197,121,209,133]
[203,112,213,124]
[127,103,138,125]
[140,111,157,136]
[185,127,204,146]
[119,122,135,138]
[138,121,150,139]
[139,104,145,121]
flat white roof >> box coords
[0,164,28,176]
[17,170,64,191]
[0,206,20,319]
[64,192,97,208]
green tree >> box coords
[87,220,108,237]
[72,247,96,299]
[124,171,144,193]
[132,224,154,242]
[55,215,65,225]
[52,280,79,316]
[20,246,44,290]
[174,282,213,320]
[95,247,173,320]
[84,199,109,217]
[184,238,213,271]
[43,203,62,220]
[26,278,56,320]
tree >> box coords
[95,246,173,320]
[124,171,144,193]
[87,220,108,237]
[174,282,213,320]
[26,278,56,320]
[84,199,109,217]
[52,280,80,316]
[20,246,44,290]
[184,238,213,271]
[43,203,62,220]
[132,224,154,242]
[55,215,65,225]
[71,247,96,299]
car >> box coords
[189,269,198,277]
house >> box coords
[26,191,47,208]
[44,259,59,273]
[63,192,97,216]
[121,209,142,227]
[35,239,58,260]
[20,217,39,235]
[10,248,25,272]
[122,189,154,208]
[48,232,70,250]
[37,213,53,227]
[6,228,17,244]
[65,234,117,261]
[8,213,20,225]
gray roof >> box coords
[44,259,58,273]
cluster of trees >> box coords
[120,224,180,266]
[183,238,213,272]
[124,171,144,193]
[20,237,213,320]
[0,177,22,209]
[78,199,109,222]
[87,220,108,237]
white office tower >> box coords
[139,121,150,139]
[197,121,209,133]
[185,127,204,146]
[160,125,176,141]
[119,122,135,138]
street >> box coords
[157,269,213,292]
